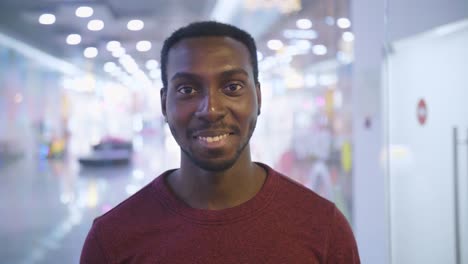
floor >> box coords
[0,135,179,264]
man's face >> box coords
[161,36,261,171]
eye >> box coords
[177,85,196,95]
[224,82,243,93]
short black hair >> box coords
[160,21,259,88]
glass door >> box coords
[385,6,468,264]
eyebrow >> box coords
[170,68,249,82]
[170,72,200,82]
[219,68,249,79]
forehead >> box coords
[167,36,252,77]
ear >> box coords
[256,82,262,116]
[160,87,167,121]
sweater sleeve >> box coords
[325,206,360,264]
[80,222,109,264]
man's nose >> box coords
[194,89,227,122]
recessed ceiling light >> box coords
[136,41,151,52]
[119,55,139,74]
[106,41,121,52]
[267,40,283,51]
[88,19,104,31]
[39,14,56,25]
[66,34,81,45]
[103,62,117,73]
[127,20,144,31]
[145,59,159,70]
[313,44,327,55]
[296,19,312,29]
[76,6,93,18]
[112,47,126,58]
[342,31,355,42]
[337,18,351,29]
[84,47,98,58]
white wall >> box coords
[388,21,468,264]
[351,0,467,263]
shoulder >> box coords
[91,170,173,238]
[261,163,360,262]
[95,177,159,226]
[262,163,336,215]
[325,206,360,263]
[83,172,173,261]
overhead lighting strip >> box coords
[0,32,82,75]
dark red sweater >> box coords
[81,163,360,263]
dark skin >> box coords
[160,36,266,210]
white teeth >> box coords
[199,134,229,143]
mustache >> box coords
[187,122,240,135]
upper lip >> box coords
[192,130,234,138]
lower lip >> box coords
[196,135,231,149]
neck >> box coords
[167,146,267,210]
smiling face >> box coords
[161,36,261,171]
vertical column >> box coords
[351,0,390,263]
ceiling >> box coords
[0,0,351,78]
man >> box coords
[81,21,360,263]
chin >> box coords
[182,148,238,172]
[194,159,237,172]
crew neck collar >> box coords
[152,162,279,225]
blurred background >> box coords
[0,0,467,263]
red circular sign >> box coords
[417,99,427,125]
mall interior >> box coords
[0,0,467,263]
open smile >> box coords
[191,131,235,148]
[197,133,230,143]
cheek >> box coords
[166,102,200,139]
[237,94,259,118]
[167,112,188,131]
[233,106,258,133]
[166,99,193,122]
[167,123,178,138]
